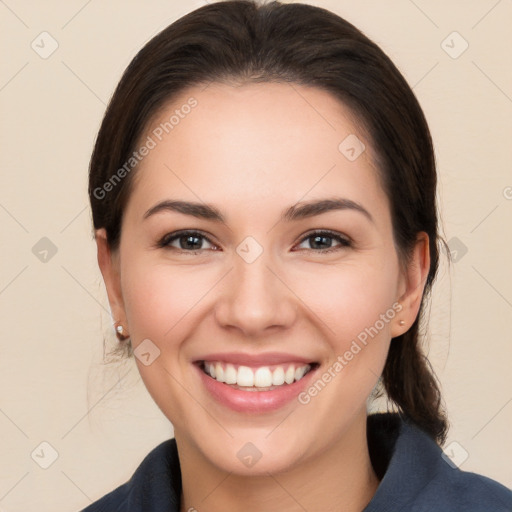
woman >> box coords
[83,1,512,510]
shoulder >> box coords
[365,413,512,512]
[419,465,512,511]
[79,438,181,512]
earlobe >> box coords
[95,228,127,331]
[391,232,430,337]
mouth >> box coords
[196,360,320,392]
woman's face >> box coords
[98,82,426,475]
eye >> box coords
[157,229,351,254]
[157,230,218,253]
[293,230,352,253]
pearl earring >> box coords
[115,322,129,341]
[399,320,405,326]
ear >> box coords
[95,228,127,329]
[391,231,430,337]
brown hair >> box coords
[89,0,448,443]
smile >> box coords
[195,357,320,412]
[200,361,316,390]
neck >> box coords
[177,411,380,512]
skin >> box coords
[96,82,430,512]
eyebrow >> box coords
[143,197,374,224]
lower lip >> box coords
[195,363,318,413]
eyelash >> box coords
[157,229,352,254]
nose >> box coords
[214,250,298,337]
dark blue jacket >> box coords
[80,413,512,511]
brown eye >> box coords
[159,230,217,252]
[294,230,352,253]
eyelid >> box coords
[157,229,218,251]
[157,228,352,253]
[293,229,352,252]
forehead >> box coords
[127,82,388,223]
[145,81,368,164]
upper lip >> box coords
[194,352,318,367]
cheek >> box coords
[291,263,398,416]
[122,261,213,341]
[119,260,216,421]
[290,258,400,346]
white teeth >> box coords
[285,365,295,384]
[215,362,225,383]
[272,367,285,386]
[254,367,273,387]
[203,361,312,389]
[295,366,307,381]
[237,366,254,386]
[224,363,237,385]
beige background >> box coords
[1,0,511,510]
